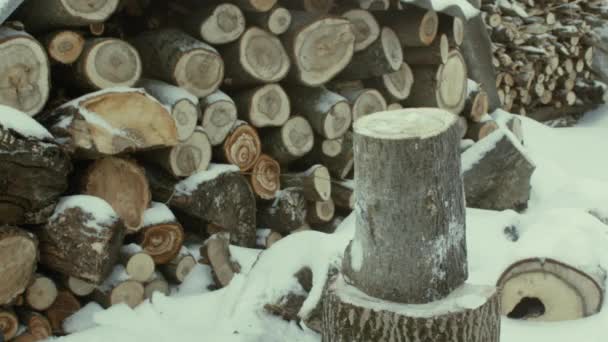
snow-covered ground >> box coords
[51,109,608,342]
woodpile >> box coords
[480,0,606,121]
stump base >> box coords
[322,274,500,342]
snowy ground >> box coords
[51,109,608,342]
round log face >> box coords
[250,0,277,12]
[268,8,291,35]
[63,0,119,19]
[0,227,37,305]
[175,255,196,282]
[175,49,224,98]
[139,224,184,265]
[110,280,144,308]
[202,4,245,44]
[26,276,58,311]
[436,50,467,114]
[383,62,414,101]
[324,101,351,139]
[0,310,18,340]
[281,116,314,158]
[172,99,199,142]
[223,124,262,171]
[84,39,142,89]
[381,27,403,71]
[48,31,85,64]
[342,9,380,52]
[240,27,290,83]
[201,98,238,146]
[352,89,387,121]
[170,128,212,177]
[251,154,281,200]
[249,84,290,127]
[420,10,439,46]
[67,276,96,296]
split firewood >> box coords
[298,132,353,179]
[332,180,354,211]
[307,199,336,226]
[281,165,332,202]
[216,121,262,171]
[227,0,277,12]
[402,34,449,65]
[24,275,57,311]
[38,195,125,284]
[279,0,335,13]
[0,27,50,116]
[375,8,438,47]
[92,266,144,309]
[281,12,355,86]
[0,110,71,225]
[256,229,282,249]
[142,127,213,177]
[333,8,380,52]
[201,235,240,287]
[286,86,352,139]
[0,226,38,306]
[119,244,156,282]
[159,247,197,283]
[138,202,185,265]
[146,164,257,247]
[80,157,151,233]
[199,90,238,146]
[337,88,387,121]
[250,154,281,200]
[15,0,120,32]
[363,62,414,102]
[137,79,200,142]
[16,309,52,341]
[221,27,290,87]
[233,84,290,127]
[465,120,499,141]
[40,30,85,65]
[262,116,314,164]
[182,3,246,45]
[39,88,179,158]
[498,258,604,321]
[63,276,96,297]
[464,88,489,123]
[144,272,170,299]
[130,28,224,98]
[0,308,18,340]
[244,6,292,35]
[45,289,81,335]
[257,187,307,234]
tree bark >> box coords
[363,62,414,102]
[250,154,281,200]
[402,34,449,65]
[261,116,314,164]
[182,3,246,45]
[0,226,38,305]
[199,90,238,146]
[257,187,307,234]
[233,83,291,128]
[298,131,353,180]
[15,0,120,32]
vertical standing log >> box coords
[182,3,246,45]
[15,0,120,32]
[199,90,238,146]
[0,226,38,305]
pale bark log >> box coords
[15,0,120,32]
[261,116,314,164]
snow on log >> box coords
[147,164,257,247]
[257,187,307,234]
[0,226,37,305]
[15,0,119,31]
[498,258,604,321]
[137,202,184,265]
[45,289,80,335]
[281,164,331,202]
[262,116,314,164]
[343,108,467,303]
[244,7,292,35]
[462,129,535,211]
[199,90,238,146]
[159,247,197,283]
[216,121,262,171]
[39,88,178,158]
[119,244,155,282]
[233,84,290,128]
[38,195,125,284]
[182,3,246,45]
[250,154,281,200]
[255,229,282,249]
[0,27,50,116]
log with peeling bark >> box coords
[233,84,290,128]
[138,202,184,265]
[16,309,53,341]
[159,247,197,283]
[375,8,438,47]
[119,244,156,282]
[38,195,125,284]
[221,27,290,87]
[201,234,239,287]
[92,266,144,309]
[0,226,38,306]
[39,88,178,158]
[0,308,18,340]
[40,30,85,65]
[281,12,355,86]
[147,164,257,247]
[363,62,414,102]
[216,121,262,171]
[45,289,81,335]
[181,3,246,45]
[15,0,120,32]
[199,90,238,146]
[0,27,50,116]
[256,229,282,248]
[281,165,331,202]
[257,187,307,234]
[333,8,380,52]
[244,6,292,35]
[261,116,314,164]
[250,154,281,200]
[130,28,224,98]
[24,275,57,311]
[80,157,150,233]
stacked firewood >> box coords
[481,0,606,120]
[0,0,485,339]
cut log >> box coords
[336,8,380,52]
[0,308,18,340]
[41,30,85,65]
[244,6,292,35]
[307,199,335,225]
[250,154,281,200]
[438,14,464,47]
[0,27,50,116]
[69,38,142,91]
[199,90,238,146]
[221,27,290,87]
[16,310,52,341]
[282,13,355,86]
[261,116,314,164]
[130,29,224,98]
[143,127,212,178]
[182,3,246,45]
[331,180,354,211]
[465,120,499,141]
[338,26,403,80]
[337,88,387,122]
[15,0,119,32]
[498,258,604,321]
[0,111,71,225]
[462,129,535,211]
[343,109,467,303]
[375,9,438,47]
[64,276,95,297]
[464,89,489,122]
[159,248,197,283]
[323,275,500,341]
[24,275,57,311]
[357,0,389,10]
[280,0,335,13]
[217,121,262,171]
[402,34,449,65]
[147,164,257,247]
[257,187,307,234]
[38,195,125,284]
[39,88,178,158]
[80,157,150,233]
[298,131,353,180]
[143,272,170,299]
[404,50,468,114]
[0,226,37,305]
[256,229,282,248]
[201,234,239,287]
[138,202,184,265]
[137,79,199,142]
[286,86,352,139]
[45,289,81,335]
[281,164,331,201]
[363,62,414,102]
[227,0,277,12]
[119,244,156,282]
[92,266,144,308]
[233,84,290,128]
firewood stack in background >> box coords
[0,0,535,339]
[480,0,607,121]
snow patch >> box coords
[0,105,53,140]
[0,0,23,24]
[51,196,118,236]
[175,164,240,195]
[64,302,105,334]
[143,202,176,227]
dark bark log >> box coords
[0,226,38,305]
[15,0,120,32]
[257,187,307,234]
